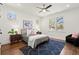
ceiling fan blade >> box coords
[43,4,45,8]
[45,5,52,9]
[46,9,50,12]
[36,7,43,9]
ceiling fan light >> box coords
[43,9,46,12]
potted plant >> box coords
[8,29,18,35]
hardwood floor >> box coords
[1,40,79,55]
[50,36,79,55]
[1,42,27,55]
[0,48,1,55]
[60,43,79,55]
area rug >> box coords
[20,39,65,55]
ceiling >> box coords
[2,3,79,17]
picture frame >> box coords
[7,11,16,20]
[49,16,64,31]
[23,20,32,30]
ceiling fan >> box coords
[37,4,52,13]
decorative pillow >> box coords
[27,29,36,36]
[72,32,79,39]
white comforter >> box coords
[28,34,48,48]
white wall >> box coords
[1,5,79,44]
[0,5,39,45]
[39,7,79,40]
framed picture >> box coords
[56,17,64,30]
[49,19,55,31]
[23,20,32,30]
[49,16,64,31]
[7,11,16,20]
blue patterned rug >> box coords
[20,39,65,55]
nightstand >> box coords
[10,34,22,44]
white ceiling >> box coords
[4,3,79,17]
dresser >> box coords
[10,34,22,44]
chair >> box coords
[66,34,79,47]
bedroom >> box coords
[0,3,79,55]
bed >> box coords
[28,34,49,48]
[21,29,49,48]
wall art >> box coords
[49,16,64,31]
[23,20,33,30]
[7,11,16,20]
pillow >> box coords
[72,32,79,39]
[27,30,37,36]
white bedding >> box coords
[28,34,48,48]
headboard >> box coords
[21,28,27,35]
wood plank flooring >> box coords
[1,42,27,55]
[60,43,79,55]
[0,48,1,55]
